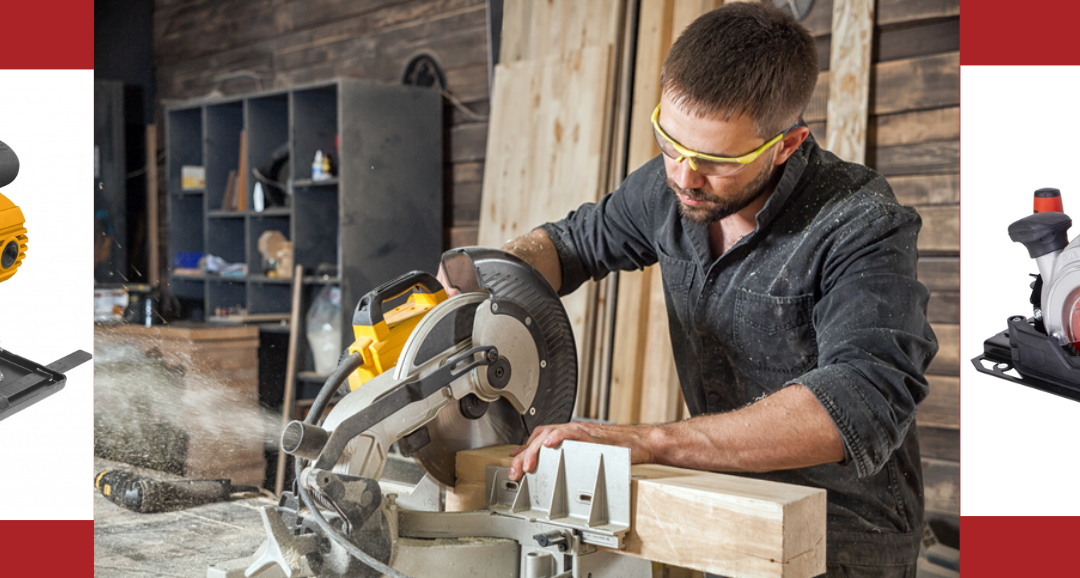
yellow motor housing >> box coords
[0,192,27,283]
[346,276,446,391]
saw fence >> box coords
[472,0,959,542]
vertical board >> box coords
[479,46,615,396]
[825,0,874,163]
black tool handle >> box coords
[352,270,442,327]
[1009,212,1073,258]
[0,140,18,189]
[94,470,250,513]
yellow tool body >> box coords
[346,271,447,390]
[0,192,27,283]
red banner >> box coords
[0,1,93,69]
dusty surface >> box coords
[94,457,275,577]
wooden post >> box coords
[146,124,159,288]
[275,264,305,495]
[825,0,874,163]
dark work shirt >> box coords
[540,135,938,567]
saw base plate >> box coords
[973,316,1080,403]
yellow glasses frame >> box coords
[651,103,796,172]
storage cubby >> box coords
[292,85,339,182]
[204,102,244,210]
[165,78,442,359]
[293,183,339,272]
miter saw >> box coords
[973,187,1080,402]
[0,140,27,282]
[209,247,651,578]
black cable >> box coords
[294,352,417,578]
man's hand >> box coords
[508,422,658,481]
[435,262,459,297]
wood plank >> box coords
[919,375,958,430]
[921,457,959,515]
[804,52,959,122]
[825,0,875,164]
[928,323,958,377]
[915,205,959,253]
[448,225,478,248]
[927,290,959,324]
[917,257,959,291]
[454,445,827,578]
[870,140,959,177]
[875,18,959,63]
[609,0,677,425]
[871,51,959,115]
[917,424,958,462]
[500,0,623,63]
[889,173,958,206]
[876,0,960,28]
[479,46,615,401]
[870,107,959,147]
[450,123,488,163]
[638,267,682,424]
[452,161,485,184]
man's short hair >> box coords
[660,2,819,137]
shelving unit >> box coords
[164,79,443,355]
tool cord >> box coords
[295,352,417,578]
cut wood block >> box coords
[453,445,827,578]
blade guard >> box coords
[346,271,446,390]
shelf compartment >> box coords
[292,84,338,182]
[293,183,339,274]
[207,278,247,316]
[245,93,290,212]
[207,215,245,264]
[248,282,292,315]
[205,101,244,210]
[167,107,203,194]
[247,214,292,276]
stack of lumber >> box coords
[478,0,635,416]
[450,445,827,578]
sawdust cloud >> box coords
[94,334,283,474]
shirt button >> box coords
[707,392,720,404]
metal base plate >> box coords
[972,319,1080,403]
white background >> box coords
[962,66,1080,515]
[0,70,94,519]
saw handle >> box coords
[352,270,443,327]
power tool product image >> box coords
[0,140,27,283]
[0,348,92,423]
[973,187,1080,402]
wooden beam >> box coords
[453,445,827,578]
[146,124,160,288]
[825,0,874,163]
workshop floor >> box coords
[93,457,274,577]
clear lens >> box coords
[652,125,750,177]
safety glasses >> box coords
[651,103,796,177]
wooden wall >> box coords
[801,0,960,540]
[152,0,492,253]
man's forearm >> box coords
[647,384,845,472]
[500,228,563,292]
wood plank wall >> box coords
[151,0,493,255]
[802,0,960,538]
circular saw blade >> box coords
[412,248,578,487]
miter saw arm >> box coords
[973,188,1080,401]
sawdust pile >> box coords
[94,334,282,475]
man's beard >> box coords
[668,160,777,225]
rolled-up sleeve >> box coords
[539,160,665,296]
[789,200,938,479]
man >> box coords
[448,4,938,576]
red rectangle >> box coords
[964,516,1079,574]
[0,520,93,573]
[963,0,1080,65]
[0,1,94,69]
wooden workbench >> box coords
[93,457,275,577]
